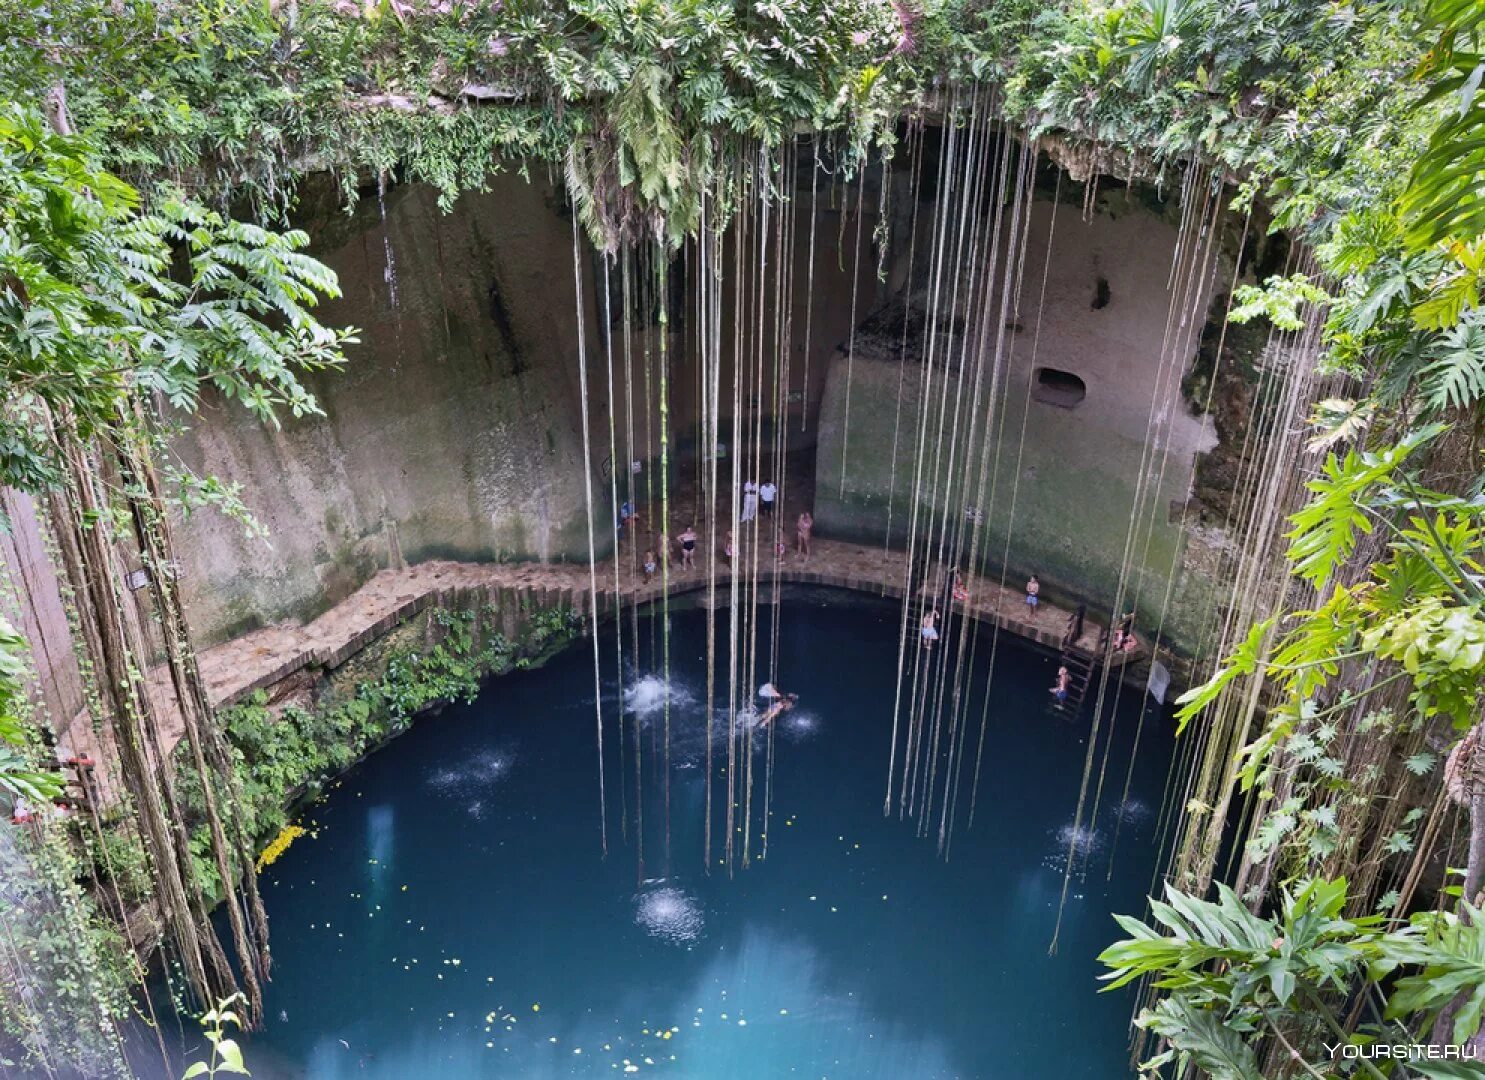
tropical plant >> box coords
[0,103,355,500]
[182,994,250,1079]
[1103,878,1485,1078]
[1402,0,1485,249]
[0,616,61,804]
[1,97,355,1034]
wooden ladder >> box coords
[1052,644,1098,717]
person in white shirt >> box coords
[741,480,758,522]
[759,480,777,517]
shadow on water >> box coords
[121,594,1170,1079]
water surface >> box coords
[153,594,1168,1078]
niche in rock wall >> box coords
[487,276,526,375]
[1091,275,1111,310]
[1032,367,1087,408]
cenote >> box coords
[20,7,1481,1074]
[130,596,1166,1079]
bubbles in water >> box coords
[1114,798,1151,827]
[634,885,704,945]
[427,750,514,798]
[781,711,818,740]
[1057,823,1103,859]
[1042,821,1105,875]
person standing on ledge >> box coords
[759,478,777,517]
[679,525,698,570]
[1025,574,1040,611]
[741,480,759,523]
[796,510,813,558]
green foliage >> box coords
[1402,0,1485,248]
[0,804,135,1077]
[1423,313,1485,413]
[170,606,579,894]
[182,994,250,1078]
[1386,903,1485,1046]
[1104,879,1485,1078]
[1285,427,1441,592]
[1183,433,1484,797]
[0,104,355,499]
[1,0,926,245]
[0,615,62,804]
[1229,274,1331,332]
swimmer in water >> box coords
[759,692,799,728]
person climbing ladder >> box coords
[1050,665,1071,703]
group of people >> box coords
[739,479,778,522]
[630,510,816,584]
[724,510,812,565]
[1108,611,1138,652]
[640,523,702,582]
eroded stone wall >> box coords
[171,175,604,643]
[813,190,1225,651]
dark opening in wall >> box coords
[1092,276,1111,309]
[1033,367,1087,408]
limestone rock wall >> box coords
[171,175,604,644]
[813,193,1224,651]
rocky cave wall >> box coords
[813,184,1227,652]
[167,158,1241,657]
[169,163,881,646]
[170,174,605,644]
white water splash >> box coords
[623,674,693,721]
[634,885,704,945]
[1114,798,1151,827]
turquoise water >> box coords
[150,594,1167,1079]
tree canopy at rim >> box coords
[0,1,1444,243]
[6,1,1485,1077]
